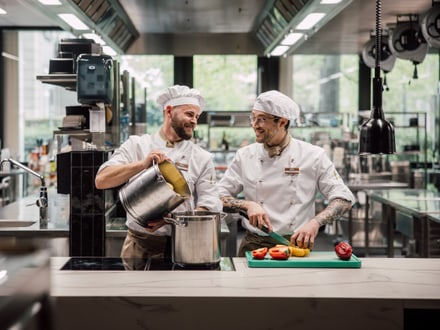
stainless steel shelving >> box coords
[36,74,77,90]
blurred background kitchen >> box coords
[0,0,440,260]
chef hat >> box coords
[253,90,300,120]
[156,85,205,112]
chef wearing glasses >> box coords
[219,90,355,256]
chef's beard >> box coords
[171,117,193,140]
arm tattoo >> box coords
[314,198,352,226]
[221,196,246,212]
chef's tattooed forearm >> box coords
[221,196,246,212]
[313,198,352,226]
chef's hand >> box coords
[291,219,320,250]
[244,201,273,232]
[143,150,171,169]
[145,219,166,232]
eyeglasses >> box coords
[249,115,277,125]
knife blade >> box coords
[259,225,291,246]
[227,208,291,246]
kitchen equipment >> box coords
[49,57,74,74]
[77,54,114,104]
[65,105,91,129]
[391,160,411,185]
[58,38,101,73]
[164,211,226,267]
[246,251,361,268]
[119,160,190,228]
[60,115,85,129]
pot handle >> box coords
[163,217,187,227]
[152,160,166,183]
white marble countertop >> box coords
[50,257,440,301]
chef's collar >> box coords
[159,129,181,148]
[264,133,291,158]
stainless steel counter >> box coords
[368,188,440,257]
[0,193,69,237]
[347,180,409,192]
[345,180,409,255]
[0,195,236,257]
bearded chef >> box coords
[218,90,355,256]
[95,85,221,266]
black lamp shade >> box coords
[358,0,396,156]
[359,116,396,154]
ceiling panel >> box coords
[0,0,436,55]
[295,0,433,55]
[124,0,267,34]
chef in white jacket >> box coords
[218,90,355,256]
[95,85,221,263]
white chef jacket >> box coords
[218,137,355,236]
[97,133,222,236]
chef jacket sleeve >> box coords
[217,151,244,198]
[97,135,147,173]
[316,150,355,205]
[191,151,222,212]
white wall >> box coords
[2,31,20,158]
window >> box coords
[292,54,358,114]
[119,55,173,135]
[194,55,258,150]
[194,55,257,111]
[291,54,438,164]
[19,30,76,160]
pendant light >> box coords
[358,0,396,155]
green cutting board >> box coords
[245,251,362,268]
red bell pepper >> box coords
[251,247,268,259]
[268,246,290,260]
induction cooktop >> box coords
[60,257,235,271]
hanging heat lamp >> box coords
[388,14,428,80]
[358,0,396,155]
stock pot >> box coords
[164,211,226,266]
[119,160,191,228]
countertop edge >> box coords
[49,257,440,302]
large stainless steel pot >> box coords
[119,160,191,228]
[164,211,226,267]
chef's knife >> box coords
[258,225,291,246]
[224,207,292,246]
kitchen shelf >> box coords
[205,111,253,152]
[388,112,428,186]
[207,111,251,127]
[36,74,76,90]
[291,112,357,145]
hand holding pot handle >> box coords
[164,216,187,226]
[144,150,171,169]
[144,218,166,232]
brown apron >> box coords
[121,229,171,270]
